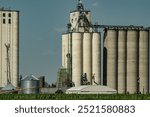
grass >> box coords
[0,94,150,100]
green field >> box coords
[0,94,150,100]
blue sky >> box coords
[0,0,150,84]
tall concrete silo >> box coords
[72,33,82,86]
[118,30,127,93]
[83,33,92,84]
[12,11,19,87]
[139,30,149,94]
[92,32,101,85]
[62,33,69,68]
[104,29,117,89]
[127,30,138,94]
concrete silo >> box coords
[117,30,127,93]
[83,33,92,84]
[127,30,138,94]
[104,29,117,89]
[139,30,149,94]
[62,33,69,68]
[92,32,101,85]
[12,11,19,87]
[72,33,82,86]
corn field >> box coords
[0,94,150,100]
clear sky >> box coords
[0,0,150,84]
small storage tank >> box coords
[127,30,138,94]
[38,76,45,88]
[72,33,82,86]
[118,30,127,93]
[92,32,101,85]
[83,33,92,84]
[104,29,117,89]
[21,75,39,94]
[139,30,149,94]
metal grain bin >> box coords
[21,75,39,94]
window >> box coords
[8,13,11,17]
[3,19,5,24]
[8,19,11,24]
[3,13,5,17]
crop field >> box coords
[0,94,150,100]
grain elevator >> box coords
[0,8,19,87]
[61,0,101,86]
[61,0,149,94]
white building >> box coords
[66,85,117,94]
[0,9,19,87]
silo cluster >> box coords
[61,1,101,87]
[104,28,149,94]
[62,32,101,86]
[61,1,149,94]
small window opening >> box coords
[3,13,5,17]
[3,19,5,24]
[8,13,11,17]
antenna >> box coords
[77,0,84,11]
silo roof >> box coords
[21,75,39,81]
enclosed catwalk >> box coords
[83,33,92,84]
[139,30,149,94]
[104,29,117,89]
[127,30,138,94]
[92,32,101,85]
[21,75,39,94]
[117,30,127,93]
[72,33,82,86]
